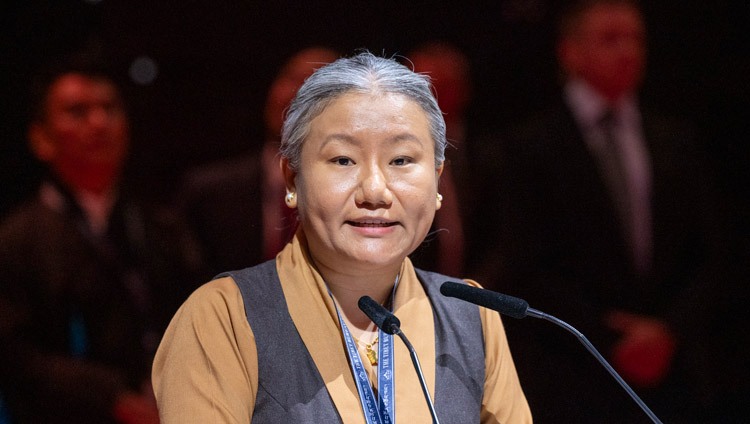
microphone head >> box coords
[440,281,529,319]
[358,296,401,334]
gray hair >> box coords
[280,51,447,171]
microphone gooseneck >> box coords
[358,296,441,424]
[439,282,663,424]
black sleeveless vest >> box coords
[221,260,485,423]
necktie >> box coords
[598,109,652,275]
[599,109,632,235]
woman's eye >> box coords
[391,157,412,166]
[332,157,353,166]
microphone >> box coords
[358,296,440,424]
[439,281,532,319]
[357,295,401,335]
[440,282,663,424]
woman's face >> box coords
[287,91,442,272]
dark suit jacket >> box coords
[0,181,205,424]
[474,97,729,423]
[177,153,266,275]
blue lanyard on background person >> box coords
[68,310,89,358]
[0,391,11,424]
[329,277,399,424]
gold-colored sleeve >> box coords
[152,277,258,424]
[465,279,534,424]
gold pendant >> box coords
[354,335,379,366]
[365,345,378,366]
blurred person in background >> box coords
[404,41,477,277]
[475,0,733,422]
[178,46,340,275]
[0,46,205,424]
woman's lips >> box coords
[346,219,397,227]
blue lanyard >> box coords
[330,281,398,424]
[377,328,394,421]
[338,318,394,424]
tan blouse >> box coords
[153,233,532,423]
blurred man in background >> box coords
[477,0,732,422]
[178,46,339,275]
[405,42,475,277]
[0,47,205,424]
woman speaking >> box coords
[152,51,531,423]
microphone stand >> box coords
[358,296,440,424]
[390,326,440,424]
[525,307,664,424]
[440,282,664,424]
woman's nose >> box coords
[355,164,393,208]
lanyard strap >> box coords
[377,325,395,421]
[330,278,399,424]
[339,318,395,424]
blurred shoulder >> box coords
[181,153,263,193]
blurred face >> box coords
[559,3,646,101]
[264,48,339,137]
[410,51,470,119]
[285,92,442,272]
[30,73,129,194]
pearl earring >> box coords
[437,193,443,202]
[285,192,296,206]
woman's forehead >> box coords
[308,92,430,140]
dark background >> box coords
[1,1,747,219]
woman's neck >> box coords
[315,258,400,331]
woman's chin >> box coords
[341,247,408,270]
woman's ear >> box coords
[280,157,299,208]
[435,161,444,210]
[280,157,297,193]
